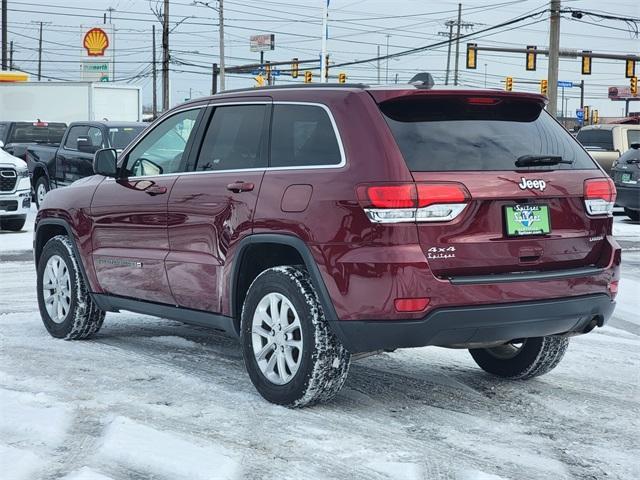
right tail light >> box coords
[584,178,616,216]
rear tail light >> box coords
[608,280,619,299]
[358,182,470,223]
[584,178,616,216]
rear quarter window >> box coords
[381,97,597,171]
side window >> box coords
[64,126,89,150]
[627,130,640,146]
[125,108,200,177]
[195,104,267,171]
[270,104,342,168]
[87,127,104,149]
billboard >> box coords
[608,86,639,101]
[250,34,275,52]
[80,25,113,82]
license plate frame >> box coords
[504,204,551,237]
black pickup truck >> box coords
[0,121,67,159]
[27,121,145,206]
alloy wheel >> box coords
[42,255,72,323]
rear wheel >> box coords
[241,266,351,407]
[0,216,26,231]
[37,235,105,339]
[469,336,569,380]
[35,176,50,208]
[624,208,639,222]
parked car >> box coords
[611,142,640,221]
[26,121,146,207]
[576,124,640,175]
[0,121,67,160]
[34,83,620,407]
[0,148,31,231]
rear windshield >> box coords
[108,126,144,150]
[576,128,614,151]
[381,97,596,171]
[627,129,640,147]
[8,122,67,144]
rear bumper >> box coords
[330,293,615,353]
[615,184,640,210]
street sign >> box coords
[271,69,281,77]
[250,34,275,52]
[576,109,584,120]
[251,69,263,75]
[558,81,573,88]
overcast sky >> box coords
[3,0,640,116]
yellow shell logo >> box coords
[83,28,109,57]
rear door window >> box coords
[576,129,614,151]
[381,97,596,171]
[195,104,267,171]
[270,104,342,168]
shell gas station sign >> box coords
[80,25,113,82]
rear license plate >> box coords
[505,204,551,237]
[621,173,632,183]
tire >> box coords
[241,266,351,407]
[37,235,105,339]
[469,336,569,380]
[35,175,50,208]
[0,216,26,231]
[624,208,639,222]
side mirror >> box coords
[77,137,98,154]
[93,148,118,177]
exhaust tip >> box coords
[583,315,604,334]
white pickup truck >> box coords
[576,124,640,175]
[0,147,31,231]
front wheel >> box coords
[469,336,569,380]
[241,266,351,407]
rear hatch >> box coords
[372,90,613,279]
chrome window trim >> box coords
[119,101,346,180]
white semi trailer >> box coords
[0,82,143,123]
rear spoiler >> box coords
[367,89,548,107]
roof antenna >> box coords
[408,72,435,89]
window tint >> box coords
[196,105,266,171]
[576,128,614,151]
[109,126,144,150]
[64,126,90,150]
[627,129,640,146]
[8,123,66,144]
[270,104,342,168]
[125,109,199,177]
[381,97,596,171]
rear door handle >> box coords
[226,181,255,193]
[145,185,167,196]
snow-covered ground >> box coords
[1,210,639,480]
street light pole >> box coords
[547,0,561,117]
[218,0,225,90]
[321,0,329,82]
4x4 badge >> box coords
[518,177,547,192]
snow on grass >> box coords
[61,467,115,480]
[98,417,240,480]
[0,443,45,480]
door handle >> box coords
[226,181,255,193]
[145,185,167,196]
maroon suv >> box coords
[34,83,620,407]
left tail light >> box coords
[584,178,616,216]
[358,182,470,223]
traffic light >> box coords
[540,79,548,95]
[338,72,346,84]
[631,76,638,97]
[505,76,513,92]
[304,71,313,83]
[291,58,299,78]
[583,105,590,125]
[592,110,599,124]
[265,61,271,83]
[581,51,592,75]
[625,59,636,79]
[466,43,477,69]
[324,55,330,81]
[526,45,537,71]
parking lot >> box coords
[1,209,639,480]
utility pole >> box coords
[1,0,7,71]
[440,6,474,86]
[218,0,225,90]
[376,45,380,84]
[547,0,561,117]
[9,40,13,70]
[162,0,170,111]
[320,0,328,82]
[385,34,390,83]
[443,22,454,85]
[579,79,584,109]
[107,7,116,81]
[453,3,462,86]
[152,25,157,118]
[37,22,43,81]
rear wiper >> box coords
[515,155,573,167]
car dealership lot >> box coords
[1,212,639,480]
